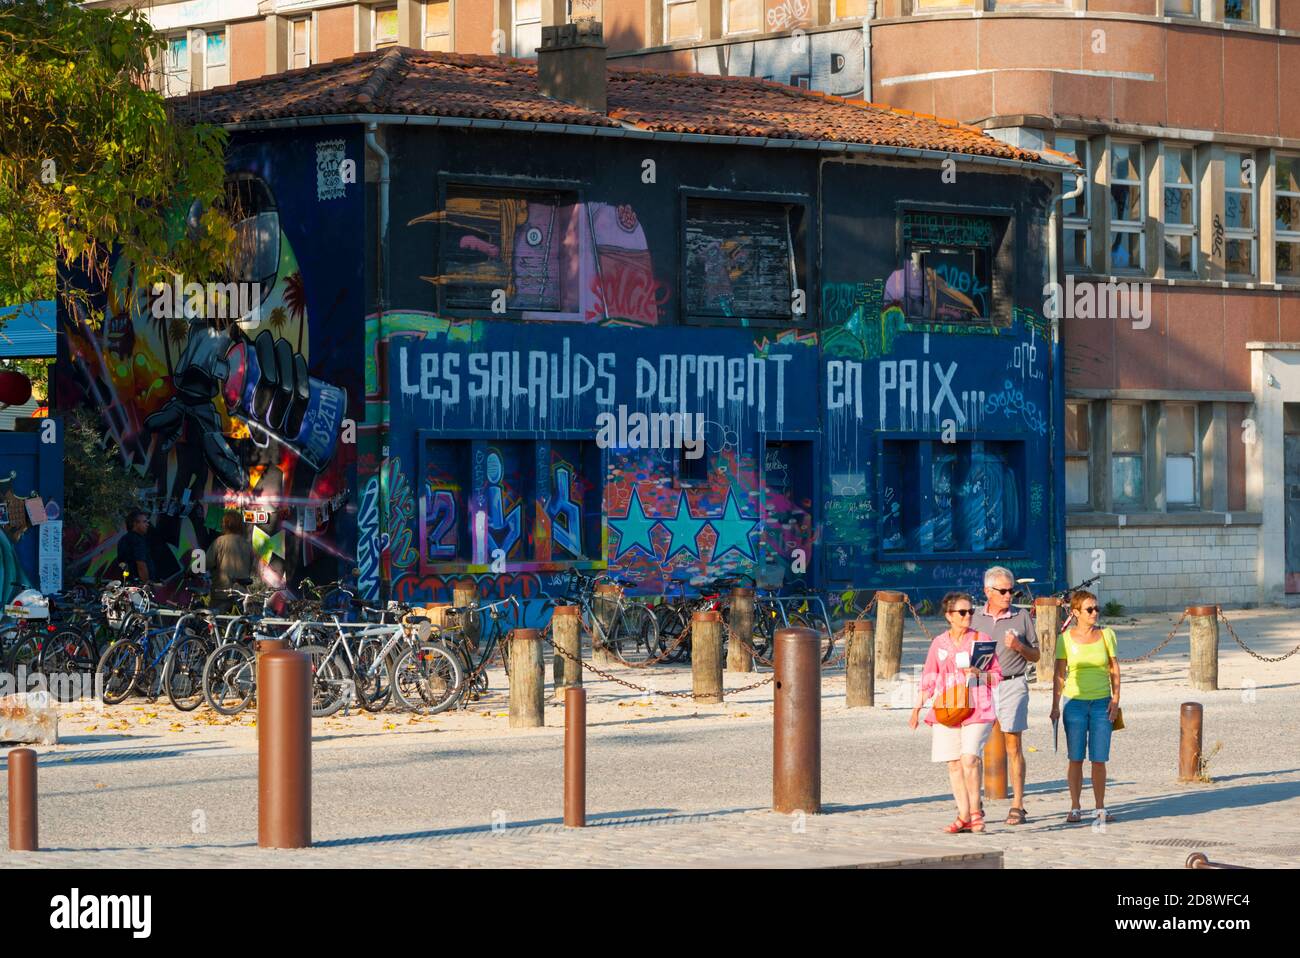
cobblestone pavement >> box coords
[1,606,1297,868]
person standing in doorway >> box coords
[971,565,1039,825]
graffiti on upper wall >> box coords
[57,137,362,590]
[690,28,865,99]
[409,197,669,325]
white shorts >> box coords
[931,721,993,763]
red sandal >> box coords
[969,809,987,833]
[943,817,971,834]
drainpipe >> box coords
[1048,169,1085,590]
[365,122,391,601]
[862,2,876,102]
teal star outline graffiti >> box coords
[608,486,659,560]
[660,491,705,560]
[708,489,759,561]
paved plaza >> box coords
[2,608,1297,868]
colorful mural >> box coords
[57,133,364,592]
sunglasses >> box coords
[950,609,973,617]
[989,587,1012,595]
[1081,606,1099,614]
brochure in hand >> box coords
[971,640,998,672]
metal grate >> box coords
[1137,838,1232,849]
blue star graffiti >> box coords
[608,487,759,562]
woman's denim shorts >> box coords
[1062,696,1113,763]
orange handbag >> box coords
[932,679,975,728]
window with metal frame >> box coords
[424,0,452,50]
[1065,401,1091,509]
[514,0,541,56]
[1224,150,1257,278]
[665,0,699,41]
[374,5,400,49]
[1224,0,1255,23]
[289,17,312,69]
[1111,402,1145,508]
[1164,0,1197,13]
[1276,154,1300,283]
[1056,135,1091,273]
[833,0,869,18]
[682,197,807,325]
[203,30,229,90]
[1163,145,1197,275]
[898,211,997,323]
[1165,403,1199,507]
[1109,140,1145,273]
[164,34,190,97]
[724,0,761,34]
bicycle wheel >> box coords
[392,643,463,715]
[298,644,347,718]
[6,632,40,677]
[165,634,213,711]
[40,631,97,702]
[355,640,393,713]
[608,603,659,665]
[652,604,689,662]
[97,641,143,706]
[202,642,256,715]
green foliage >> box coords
[916,598,936,616]
[61,406,148,542]
[0,0,233,318]
[1102,600,1125,618]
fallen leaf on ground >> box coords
[732,712,750,718]
[94,782,106,789]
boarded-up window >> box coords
[440,186,578,313]
[683,198,805,323]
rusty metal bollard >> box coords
[509,628,544,728]
[564,687,586,827]
[7,747,37,851]
[551,606,582,694]
[258,649,312,848]
[874,590,906,682]
[1178,701,1204,782]
[691,611,723,704]
[846,619,875,708]
[983,720,1008,800]
[773,627,821,814]
[726,587,756,673]
[1187,606,1219,691]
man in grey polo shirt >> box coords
[971,565,1039,825]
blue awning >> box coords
[0,301,56,359]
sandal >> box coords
[1095,808,1115,824]
[1006,807,1028,825]
[969,809,987,833]
[1066,808,1082,824]
[943,818,971,834]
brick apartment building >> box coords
[92,0,1300,609]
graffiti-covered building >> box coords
[59,31,1072,611]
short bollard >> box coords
[1034,598,1062,685]
[551,606,583,694]
[508,628,544,728]
[874,590,906,682]
[592,584,620,666]
[846,619,875,708]
[452,581,478,649]
[1179,701,1204,782]
[726,587,756,673]
[773,627,821,814]
[258,650,312,849]
[7,747,37,851]
[983,720,1008,800]
[1187,606,1219,691]
[564,687,586,828]
[691,610,723,704]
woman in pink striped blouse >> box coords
[909,591,1003,833]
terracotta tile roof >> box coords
[171,48,1045,164]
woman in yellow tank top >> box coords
[1049,589,1122,825]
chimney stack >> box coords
[537,20,607,114]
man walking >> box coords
[972,565,1039,825]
